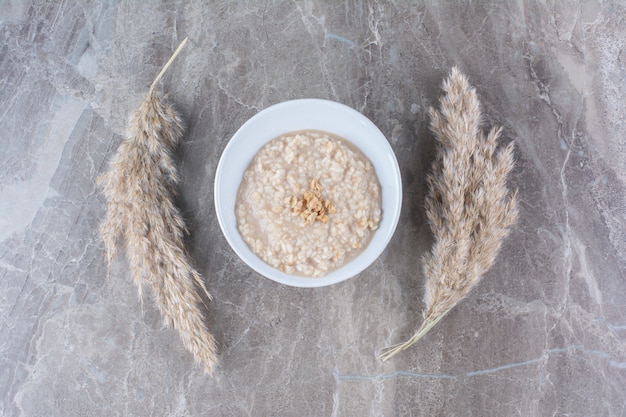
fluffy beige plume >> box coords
[380,67,518,361]
[98,38,217,374]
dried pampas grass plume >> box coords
[98,38,218,374]
[379,67,518,361]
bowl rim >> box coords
[214,98,402,288]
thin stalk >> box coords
[149,37,188,95]
[379,308,452,362]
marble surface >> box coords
[2,1,625,416]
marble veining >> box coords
[1,1,625,416]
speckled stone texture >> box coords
[1,1,625,416]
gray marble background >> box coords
[2,1,625,416]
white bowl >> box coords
[214,99,402,288]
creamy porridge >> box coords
[236,130,382,277]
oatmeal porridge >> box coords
[235,130,382,277]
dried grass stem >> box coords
[379,67,518,361]
[99,38,217,374]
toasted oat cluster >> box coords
[288,178,336,225]
[236,130,382,277]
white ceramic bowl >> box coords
[214,99,402,288]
